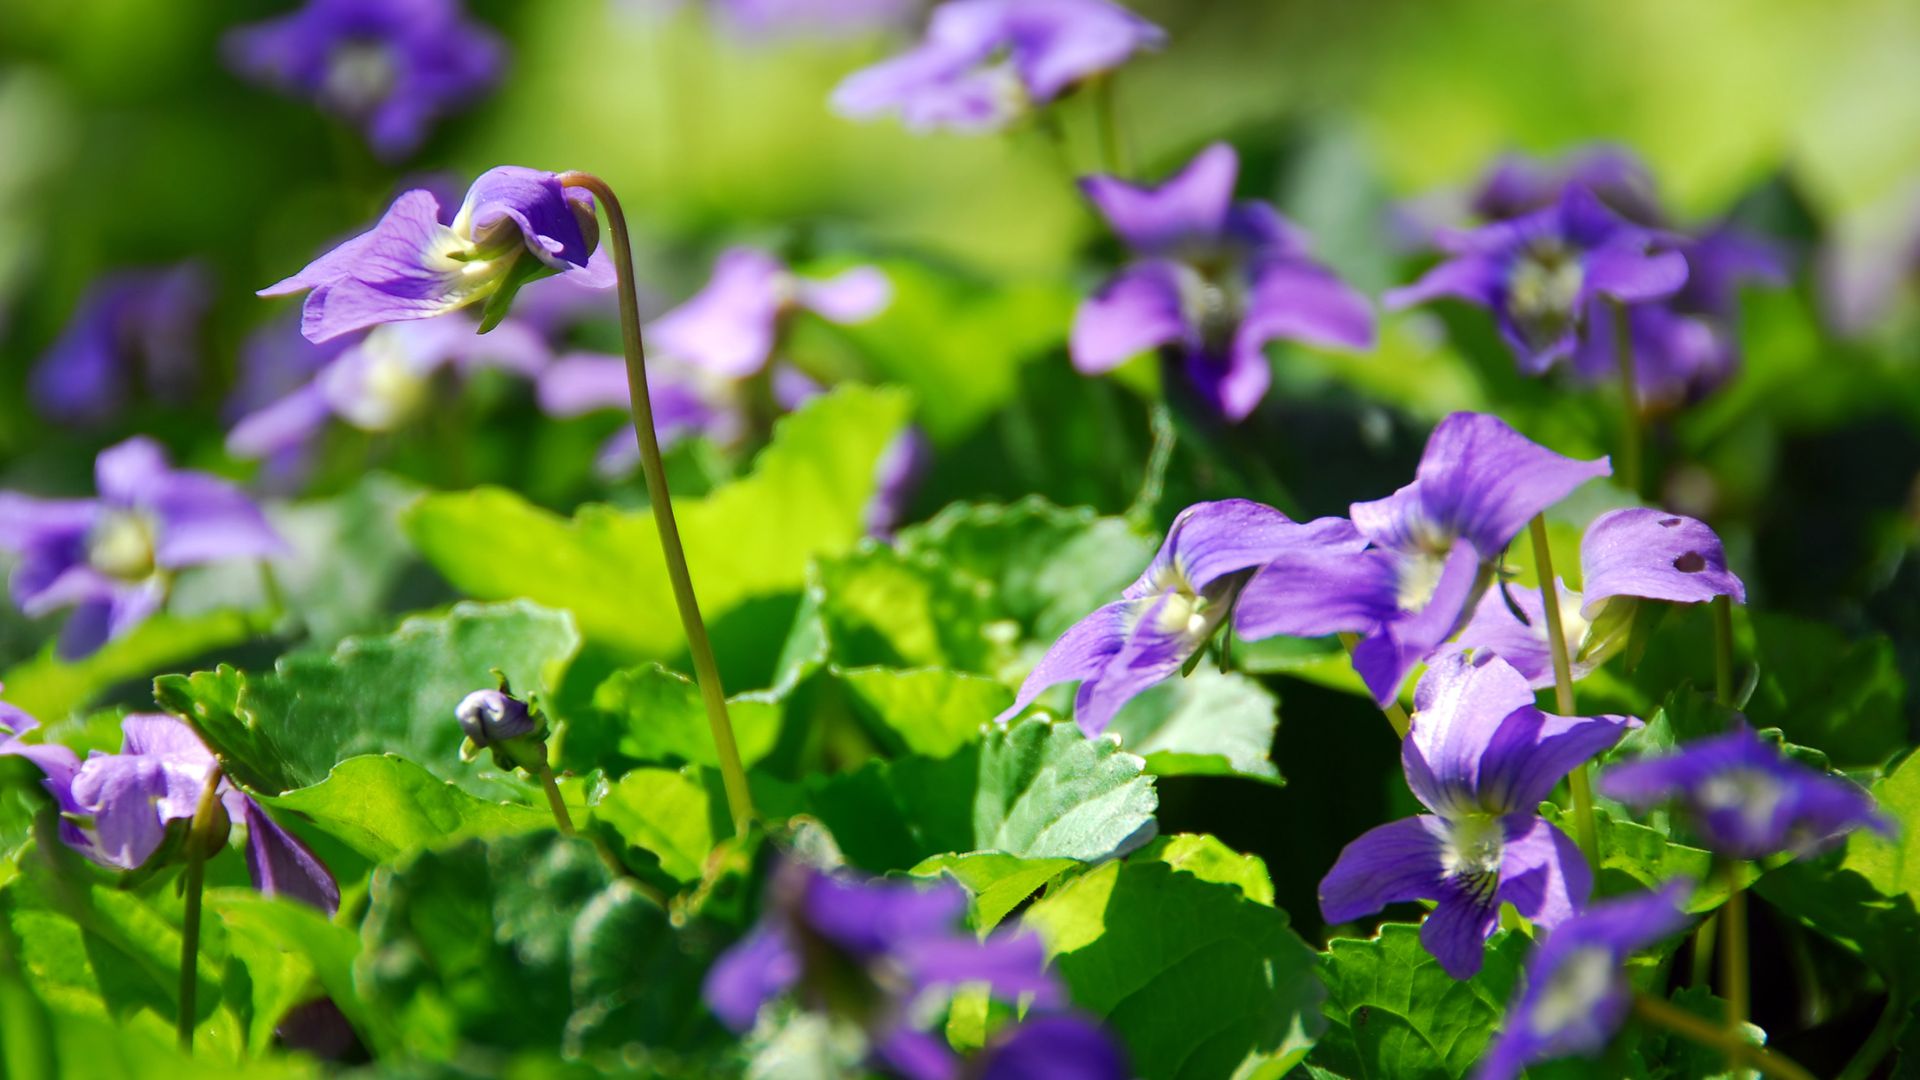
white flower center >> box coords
[1173,263,1246,354]
[323,41,399,116]
[1397,550,1451,612]
[1698,767,1785,838]
[1507,239,1586,346]
[87,510,158,581]
[1529,946,1615,1036]
[335,332,430,432]
[1443,813,1505,880]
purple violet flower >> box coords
[1599,726,1890,861]
[260,167,613,343]
[1319,652,1636,978]
[705,0,922,40]
[1072,142,1375,421]
[703,861,1060,1080]
[1477,882,1693,1080]
[1578,507,1745,616]
[1446,578,1595,691]
[1386,185,1689,376]
[651,247,891,379]
[1235,412,1610,706]
[228,310,550,463]
[1,712,337,912]
[1000,499,1363,736]
[224,0,504,162]
[0,438,287,660]
[976,1013,1130,1080]
[536,351,740,478]
[30,264,211,425]
[832,0,1164,133]
[1470,146,1667,227]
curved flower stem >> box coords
[1610,300,1644,498]
[1722,861,1750,1074]
[1837,989,1912,1080]
[1529,514,1598,864]
[557,172,756,839]
[1631,993,1816,1080]
[1125,403,1178,529]
[178,765,225,1051]
[1713,594,1737,706]
[537,762,576,837]
[1339,632,1410,738]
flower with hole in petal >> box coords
[30,264,211,425]
[1318,652,1636,978]
[260,167,612,343]
[224,0,504,161]
[3,712,337,911]
[832,0,1163,133]
[1073,142,1374,420]
[1477,881,1693,1080]
[0,438,287,660]
[1599,726,1890,861]
[704,860,1060,1080]
[1387,185,1688,376]
[1235,412,1609,706]
[998,499,1364,736]
[227,310,550,464]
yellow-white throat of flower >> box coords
[87,509,158,582]
[1527,945,1616,1036]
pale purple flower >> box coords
[260,167,613,343]
[536,352,738,478]
[1446,578,1595,691]
[30,264,211,425]
[0,439,287,659]
[651,247,890,379]
[1599,726,1890,861]
[1000,499,1364,736]
[866,427,932,538]
[1235,412,1610,706]
[703,861,1059,1080]
[1387,186,1689,376]
[1819,185,1920,337]
[832,0,1164,133]
[1477,882,1693,1080]
[976,1014,1129,1080]
[1073,143,1375,420]
[2,712,337,911]
[224,0,504,161]
[708,0,921,40]
[227,310,550,462]
[1319,652,1636,978]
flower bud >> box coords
[455,688,535,748]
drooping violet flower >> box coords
[1578,507,1745,617]
[3,713,338,911]
[227,310,550,462]
[1318,652,1635,978]
[1446,578,1594,691]
[703,861,1060,1080]
[1386,185,1689,376]
[1599,726,1890,861]
[1072,143,1375,420]
[651,248,891,379]
[832,0,1164,133]
[30,264,211,425]
[1000,499,1364,736]
[0,438,287,660]
[975,1013,1130,1080]
[1235,412,1610,706]
[260,167,613,343]
[224,0,504,161]
[1476,882,1693,1080]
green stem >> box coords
[1339,631,1410,738]
[1837,990,1911,1080]
[1631,994,1816,1080]
[1611,300,1644,497]
[1093,75,1128,177]
[558,173,756,839]
[1722,862,1750,1074]
[177,766,225,1051]
[1690,913,1719,989]
[537,762,576,837]
[1529,514,1598,864]
[1125,403,1177,530]
[1713,594,1736,707]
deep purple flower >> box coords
[1072,143,1374,421]
[703,861,1059,1080]
[832,0,1164,133]
[1599,726,1890,861]
[0,439,287,660]
[1470,146,1666,227]
[260,167,612,343]
[975,1013,1130,1080]
[1387,186,1688,375]
[652,248,890,379]
[1477,882,1692,1080]
[2,712,337,911]
[227,311,549,462]
[30,264,211,425]
[224,0,503,161]
[1235,412,1609,706]
[1318,652,1634,978]
[999,499,1363,736]
[1578,507,1745,616]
